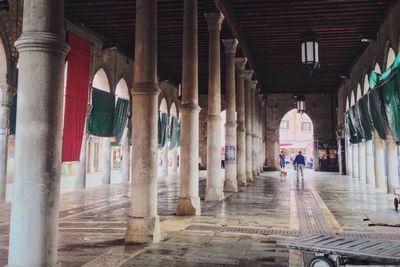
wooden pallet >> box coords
[278,234,400,263]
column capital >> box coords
[250,80,258,90]
[15,32,69,55]
[132,82,161,95]
[222,39,238,55]
[204,12,224,32]
[235,57,247,70]
[244,69,254,80]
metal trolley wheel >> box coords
[309,256,335,267]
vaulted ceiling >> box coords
[65,0,396,94]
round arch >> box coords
[345,97,349,111]
[386,47,396,70]
[93,68,111,92]
[170,102,178,116]
[356,84,362,101]
[363,74,369,92]
[350,91,355,106]
[115,78,129,99]
[159,98,168,113]
[0,32,8,84]
[374,63,382,74]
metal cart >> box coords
[279,234,400,266]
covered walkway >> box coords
[1,171,398,266]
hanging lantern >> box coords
[296,95,306,114]
[0,0,9,11]
[301,29,319,72]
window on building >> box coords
[301,122,312,131]
[280,120,289,129]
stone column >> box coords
[205,12,224,201]
[101,137,111,184]
[244,70,253,182]
[346,137,352,176]
[386,134,399,193]
[259,96,265,173]
[365,139,375,187]
[352,144,359,179]
[126,0,161,244]
[170,148,178,174]
[76,132,88,189]
[177,0,201,215]
[250,80,258,177]
[7,0,69,265]
[358,141,366,183]
[374,131,386,191]
[222,39,238,192]
[121,127,130,182]
[0,86,10,202]
[235,57,247,186]
[162,146,169,176]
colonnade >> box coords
[5,0,267,264]
[346,131,399,193]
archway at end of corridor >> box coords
[278,109,314,173]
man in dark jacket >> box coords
[294,151,305,181]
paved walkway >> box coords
[1,170,399,266]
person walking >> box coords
[279,151,286,170]
[294,151,305,181]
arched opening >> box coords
[350,91,355,106]
[87,69,112,184]
[279,109,314,171]
[345,97,349,111]
[158,98,169,176]
[386,47,396,70]
[169,102,179,174]
[374,63,382,74]
[113,78,130,178]
[356,83,362,101]
[363,74,369,92]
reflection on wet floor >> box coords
[1,170,400,266]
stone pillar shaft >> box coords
[365,139,375,186]
[126,0,161,244]
[0,86,9,202]
[244,70,253,182]
[102,137,111,184]
[352,144,359,179]
[162,146,169,175]
[177,0,201,215]
[222,39,238,192]
[374,132,386,191]
[205,12,224,201]
[76,132,88,189]
[386,134,399,193]
[358,141,366,183]
[121,127,130,182]
[346,136,352,176]
[7,0,69,265]
[235,58,247,186]
[250,81,258,177]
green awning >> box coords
[9,94,17,135]
[381,68,400,142]
[87,88,115,137]
[112,97,130,144]
[368,87,388,139]
[347,107,362,144]
[356,95,373,141]
[168,116,179,149]
[158,112,168,148]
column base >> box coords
[125,216,161,244]
[237,176,247,186]
[246,173,254,183]
[177,197,201,215]
[252,171,258,178]
[224,179,238,192]
[205,186,224,201]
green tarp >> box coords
[368,87,388,139]
[158,112,168,148]
[112,98,130,143]
[168,116,179,149]
[347,107,362,144]
[9,94,17,135]
[369,72,380,89]
[356,95,373,141]
[88,88,115,137]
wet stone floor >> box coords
[1,170,400,266]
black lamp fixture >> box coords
[301,29,319,73]
[0,0,9,11]
[296,95,306,114]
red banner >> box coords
[62,32,91,162]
